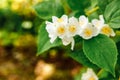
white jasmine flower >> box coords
[67,17,80,37]
[46,15,68,43]
[79,15,89,28]
[80,23,98,39]
[81,68,98,80]
[100,24,115,37]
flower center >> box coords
[57,26,65,35]
[101,26,111,35]
[69,25,76,33]
[89,76,95,80]
[84,28,92,36]
[57,18,63,22]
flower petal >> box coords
[62,37,75,50]
[79,15,88,28]
[81,68,98,80]
[61,15,68,24]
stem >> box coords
[86,6,99,16]
[97,69,104,77]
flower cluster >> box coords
[81,68,98,80]
[45,15,115,50]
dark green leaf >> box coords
[37,22,62,55]
[83,34,118,76]
[66,0,83,11]
[66,0,90,15]
[104,0,120,28]
[97,0,113,12]
[91,0,98,8]
[68,50,98,69]
[33,0,64,20]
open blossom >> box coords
[67,17,80,37]
[92,15,115,37]
[100,24,115,37]
[46,15,68,43]
[79,23,98,39]
[81,68,98,80]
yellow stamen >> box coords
[57,26,65,35]
[84,28,92,36]
[89,76,95,80]
[57,18,63,22]
[101,25,112,35]
[69,25,76,33]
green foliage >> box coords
[104,0,120,28]
[97,0,112,12]
[83,34,118,76]
[66,0,84,11]
[35,0,120,79]
[33,0,64,20]
[68,50,98,69]
[37,22,62,55]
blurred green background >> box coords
[0,0,82,80]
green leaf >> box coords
[37,22,62,55]
[91,0,98,8]
[68,50,98,69]
[104,0,120,28]
[66,0,90,15]
[83,34,118,76]
[97,0,112,12]
[66,0,83,11]
[33,0,64,20]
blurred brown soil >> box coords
[0,45,82,80]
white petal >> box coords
[69,16,78,24]
[71,38,75,50]
[91,19,99,26]
[46,21,57,43]
[111,31,115,36]
[92,27,100,37]
[62,37,71,45]
[61,15,68,24]
[52,16,58,23]
[79,15,88,27]
[46,23,56,34]
[62,37,75,50]
[99,15,104,23]
[50,35,57,43]
[81,68,98,80]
